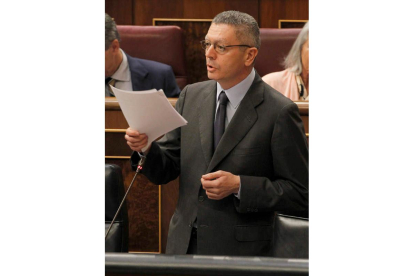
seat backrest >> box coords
[117,25,187,90]
[105,164,129,252]
[255,28,301,77]
[273,214,309,259]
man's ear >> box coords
[244,47,258,67]
[110,39,120,52]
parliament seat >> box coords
[105,164,129,252]
[256,28,301,77]
[273,214,308,258]
[117,25,187,90]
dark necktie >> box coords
[105,78,116,97]
[214,91,229,150]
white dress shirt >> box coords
[111,49,133,91]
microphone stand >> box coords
[105,152,146,240]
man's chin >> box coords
[207,72,218,81]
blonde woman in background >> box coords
[263,22,309,101]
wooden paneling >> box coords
[105,110,129,129]
[259,0,309,28]
[160,179,179,253]
[105,158,160,253]
[133,0,184,25]
[105,132,132,157]
[296,101,309,133]
[105,0,134,25]
[279,20,308,29]
[130,0,259,26]
[181,0,259,21]
[106,0,308,28]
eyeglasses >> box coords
[200,40,253,54]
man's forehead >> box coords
[205,23,236,43]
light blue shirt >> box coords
[215,68,256,199]
[215,69,255,127]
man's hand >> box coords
[125,127,151,153]
[201,170,240,200]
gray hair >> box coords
[284,22,309,75]
[212,10,261,49]
[105,13,120,50]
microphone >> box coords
[105,152,146,240]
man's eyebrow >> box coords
[204,37,226,44]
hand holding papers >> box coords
[111,86,187,152]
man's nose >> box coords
[205,44,216,59]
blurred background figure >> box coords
[105,13,180,97]
[262,22,309,101]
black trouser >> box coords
[186,227,198,254]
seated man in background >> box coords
[262,22,309,101]
[105,13,180,97]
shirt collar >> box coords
[111,49,130,82]
[216,69,255,109]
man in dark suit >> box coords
[105,13,180,97]
[125,11,308,256]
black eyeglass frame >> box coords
[200,40,253,54]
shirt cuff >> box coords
[234,179,241,199]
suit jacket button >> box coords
[198,196,204,202]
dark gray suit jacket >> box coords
[132,72,308,256]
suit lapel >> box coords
[199,83,217,167]
[126,54,150,91]
[207,74,264,173]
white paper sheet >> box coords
[111,86,187,152]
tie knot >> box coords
[218,91,229,105]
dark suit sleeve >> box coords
[162,66,181,97]
[130,86,187,184]
[235,102,309,217]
